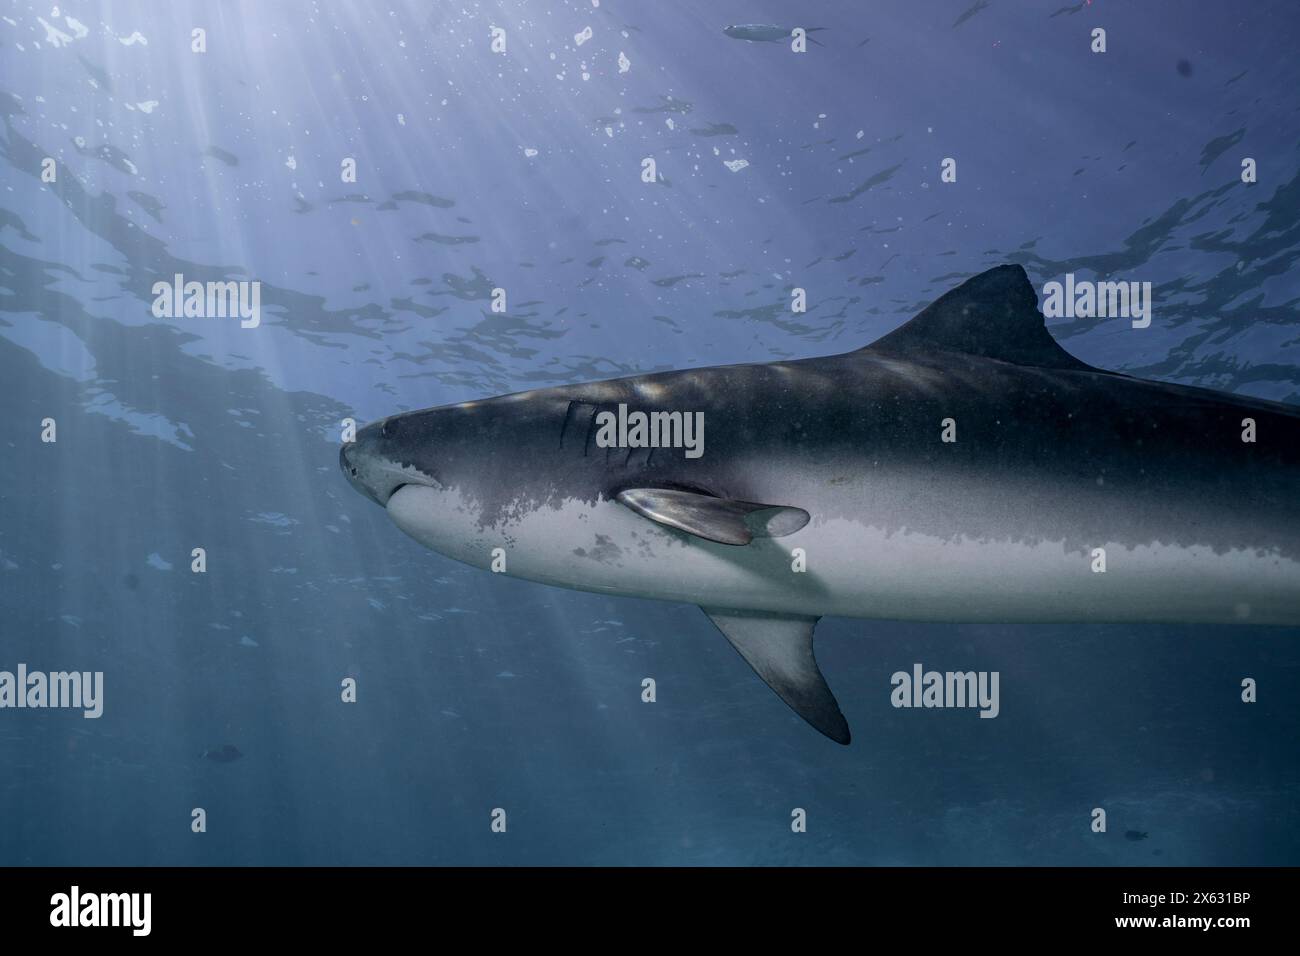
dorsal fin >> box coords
[865,264,1092,370]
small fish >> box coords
[204,145,239,167]
[1125,830,1149,841]
[952,0,992,29]
[201,744,243,763]
[724,24,825,45]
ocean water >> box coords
[1,0,1298,866]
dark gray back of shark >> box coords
[348,265,1300,743]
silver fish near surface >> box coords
[341,265,1300,744]
[723,24,826,44]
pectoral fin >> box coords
[616,488,809,546]
[702,607,850,745]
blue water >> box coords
[1,0,1298,865]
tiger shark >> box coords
[340,265,1300,744]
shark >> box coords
[340,265,1300,744]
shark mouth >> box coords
[341,445,441,508]
[374,468,441,506]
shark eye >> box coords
[349,467,358,477]
[381,419,398,439]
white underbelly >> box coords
[386,486,1300,626]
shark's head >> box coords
[340,411,445,508]
[339,390,617,565]
[340,403,502,565]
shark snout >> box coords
[340,441,380,506]
[340,419,441,507]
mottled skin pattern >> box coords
[341,266,1300,626]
